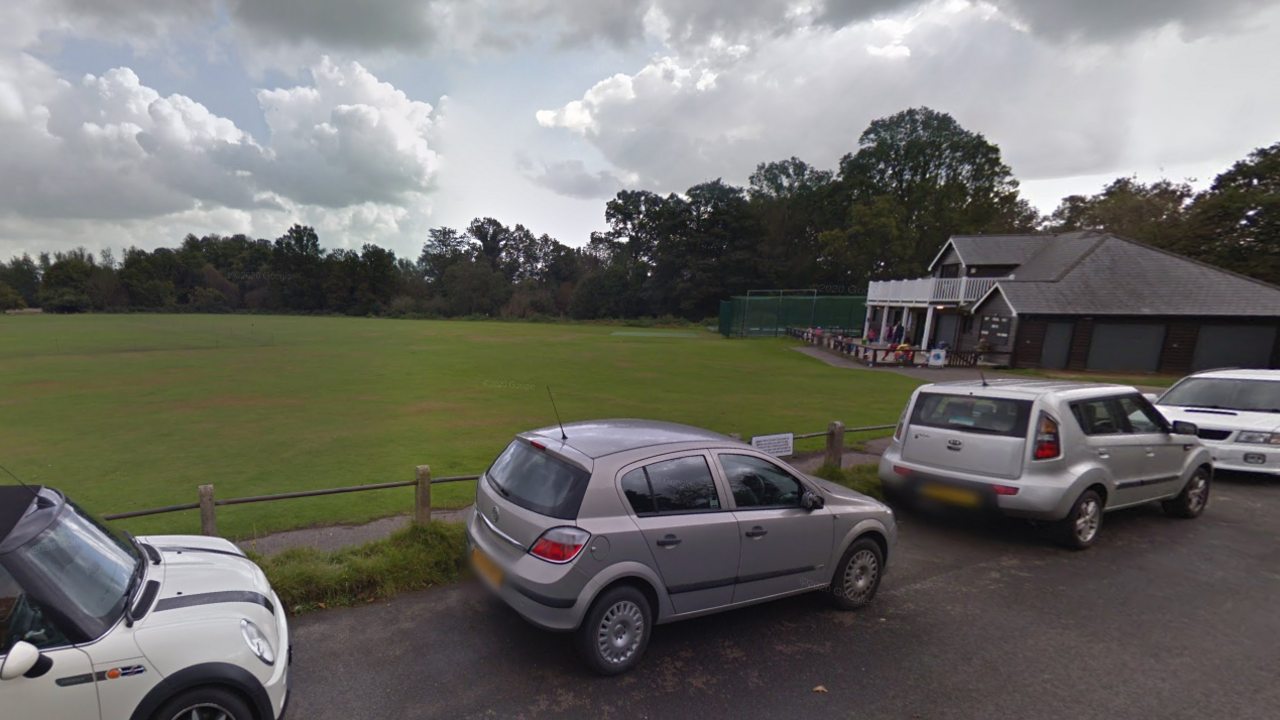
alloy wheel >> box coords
[842,549,880,603]
[1075,497,1101,543]
[596,600,644,665]
[1187,472,1209,513]
[171,704,235,720]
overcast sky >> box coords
[1,0,1278,260]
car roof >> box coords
[0,486,43,546]
[918,378,1137,400]
[1186,369,1280,381]
[524,419,735,459]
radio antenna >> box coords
[547,387,568,440]
[980,372,989,387]
[0,463,40,499]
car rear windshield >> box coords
[485,440,592,520]
[910,392,1033,437]
[1159,378,1280,413]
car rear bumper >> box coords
[465,508,588,632]
[879,451,1073,521]
[1201,442,1280,475]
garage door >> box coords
[1086,323,1166,372]
[1192,325,1277,371]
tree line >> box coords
[2,107,1276,319]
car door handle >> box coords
[1097,449,1110,459]
[1144,448,1156,457]
[656,535,682,548]
[745,526,768,539]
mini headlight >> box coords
[1236,432,1280,445]
[240,619,276,666]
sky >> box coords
[1,0,1278,261]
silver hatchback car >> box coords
[465,419,897,674]
[880,380,1213,549]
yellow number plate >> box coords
[921,484,981,508]
[471,547,504,588]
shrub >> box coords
[811,463,884,500]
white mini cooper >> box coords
[1,486,290,720]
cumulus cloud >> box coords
[0,54,440,224]
[519,157,628,199]
[537,1,1280,193]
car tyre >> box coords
[574,585,652,676]
[1056,489,1104,550]
[151,686,254,720]
[828,537,884,611]
[1162,466,1211,519]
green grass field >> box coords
[0,315,923,539]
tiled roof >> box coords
[989,235,1280,317]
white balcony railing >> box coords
[866,276,1002,305]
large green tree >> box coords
[1046,176,1194,247]
[1182,142,1280,285]
[833,107,1033,279]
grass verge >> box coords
[253,522,469,615]
[1004,368,1179,388]
[811,462,884,501]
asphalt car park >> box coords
[285,472,1280,720]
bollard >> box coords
[198,484,217,537]
[824,421,845,468]
[414,465,432,525]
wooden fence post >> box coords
[198,484,217,537]
[414,465,432,525]
[824,421,845,468]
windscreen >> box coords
[910,392,1033,437]
[1,500,137,643]
[486,440,591,520]
[1159,378,1280,412]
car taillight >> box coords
[1033,415,1061,460]
[992,484,1020,496]
[529,527,590,564]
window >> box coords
[486,440,592,520]
[621,456,720,516]
[1072,398,1125,436]
[910,392,1033,437]
[1159,377,1280,413]
[0,564,70,656]
[720,454,803,509]
[1116,395,1167,434]
[620,468,655,515]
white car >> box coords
[1156,369,1280,476]
[1,486,289,720]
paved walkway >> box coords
[791,345,1168,392]
[236,507,469,557]
[790,346,1022,382]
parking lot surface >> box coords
[287,476,1280,719]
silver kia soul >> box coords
[465,419,897,675]
[880,380,1213,549]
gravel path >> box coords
[236,507,469,556]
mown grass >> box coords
[812,463,885,500]
[0,314,923,538]
[252,522,468,614]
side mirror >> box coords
[0,641,50,681]
[802,490,825,511]
[1171,421,1198,437]
[1143,393,1160,403]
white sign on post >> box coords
[751,432,795,458]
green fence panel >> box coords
[720,295,867,338]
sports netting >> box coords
[718,295,867,338]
